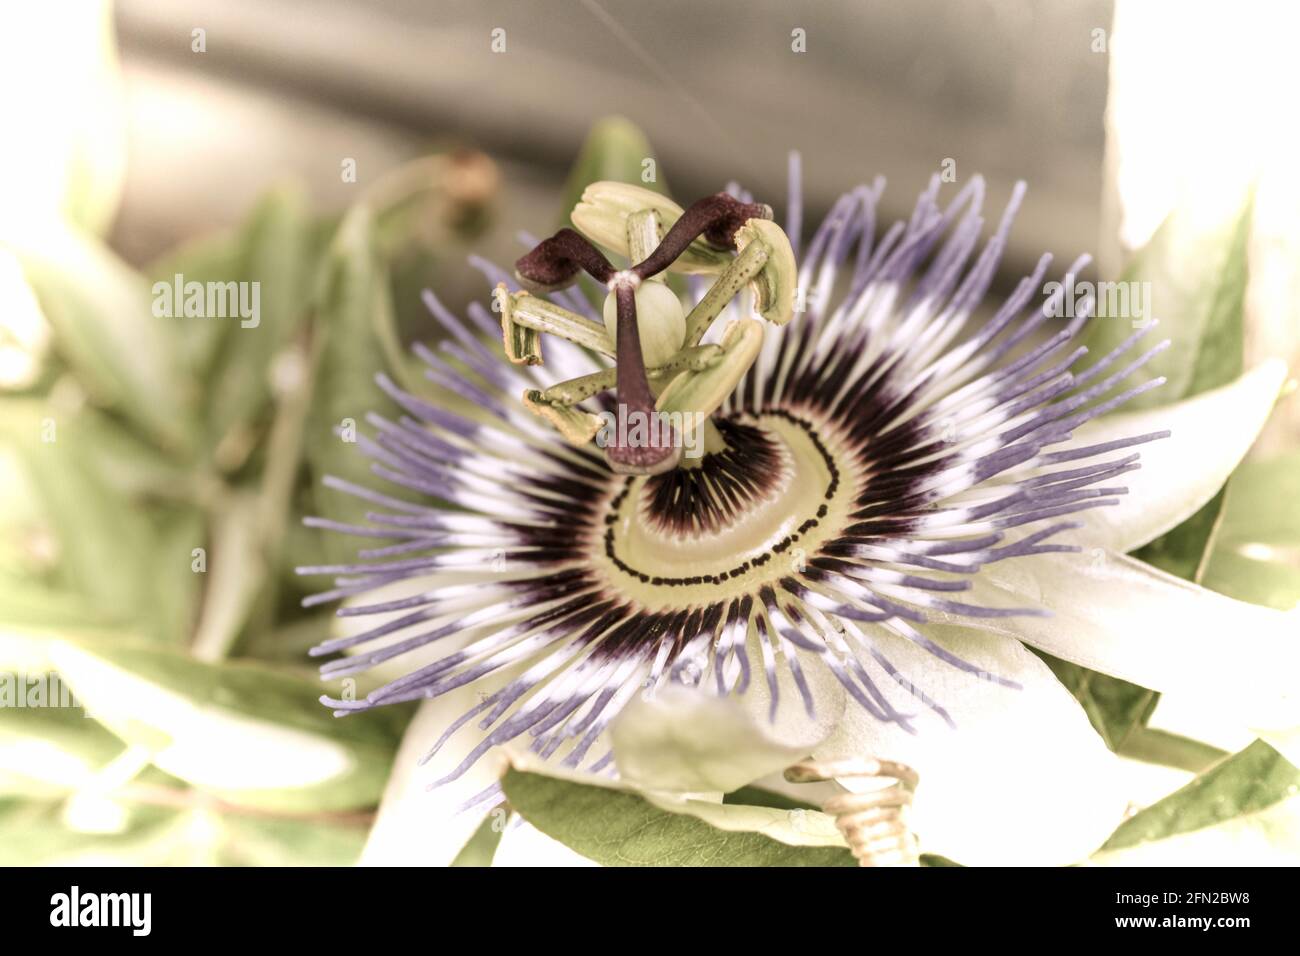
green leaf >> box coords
[1211,451,1300,548]
[0,798,175,866]
[51,403,198,501]
[0,700,124,798]
[48,641,408,813]
[1200,451,1300,611]
[211,813,369,866]
[0,578,127,656]
[1206,450,1300,548]
[216,332,323,658]
[303,205,404,566]
[189,491,266,661]
[722,786,816,812]
[1097,740,1300,863]
[0,401,165,632]
[147,231,244,380]
[450,812,505,867]
[8,228,194,453]
[0,797,368,866]
[1201,549,1300,612]
[203,188,318,457]
[0,399,205,646]
[147,506,205,646]
[1037,653,1157,752]
[501,768,856,867]
[1132,488,1227,582]
[1082,193,1252,409]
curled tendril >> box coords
[786,757,920,867]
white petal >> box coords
[611,679,839,795]
[978,550,1300,731]
[491,818,598,867]
[342,586,538,864]
[1113,756,1196,812]
[813,623,1128,866]
[359,693,506,867]
[1056,359,1286,553]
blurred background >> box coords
[2,0,1297,866]
[109,0,1110,284]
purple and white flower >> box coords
[300,158,1296,866]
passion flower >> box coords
[300,159,1298,866]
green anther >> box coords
[522,389,604,444]
[735,219,798,327]
[499,284,616,358]
[571,182,733,274]
[496,284,542,365]
[682,240,771,347]
[626,209,664,274]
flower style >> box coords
[299,158,1297,866]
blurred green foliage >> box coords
[0,128,497,863]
